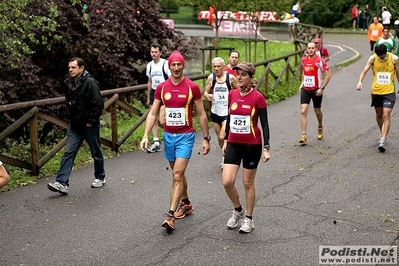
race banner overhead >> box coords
[198,10,278,22]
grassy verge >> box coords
[162,6,202,24]
[216,38,301,104]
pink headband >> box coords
[168,50,185,67]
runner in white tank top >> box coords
[204,57,238,167]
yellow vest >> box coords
[372,53,395,95]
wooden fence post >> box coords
[111,102,118,151]
[29,114,39,175]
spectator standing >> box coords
[394,17,399,40]
[0,160,9,189]
[298,43,332,145]
[146,43,171,153]
[360,8,366,31]
[375,27,397,54]
[222,62,271,234]
[292,2,301,16]
[140,51,211,231]
[47,57,106,194]
[224,50,240,77]
[283,14,300,39]
[204,57,237,168]
[364,4,371,30]
[280,11,291,21]
[314,38,330,62]
[208,5,216,25]
[356,44,399,152]
[352,4,360,31]
[368,17,384,55]
[381,6,391,28]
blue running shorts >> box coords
[164,132,195,162]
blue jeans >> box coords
[56,124,105,186]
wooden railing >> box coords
[0,23,322,175]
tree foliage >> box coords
[0,0,59,68]
[159,0,180,14]
[0,0,200,132]
[292,0,399,28]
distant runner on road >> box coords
[298,42,332,145]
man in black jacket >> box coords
[48,57,105,194]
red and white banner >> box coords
[161,19,174,29]
[217,21,260,36]
[198,10,278,22]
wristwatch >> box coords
[204,136,211,141]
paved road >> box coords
[1,33,399,266]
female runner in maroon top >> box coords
[222,62,271,233]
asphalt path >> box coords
[1,32,399,266]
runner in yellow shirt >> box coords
[356,44,399,152]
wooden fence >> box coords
[0,23,323,175]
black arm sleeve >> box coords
[224,107,231,140]
[259,108,270,148]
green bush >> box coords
[159,0,179,13]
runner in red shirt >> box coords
[140,51,211,231]
[299,42,332,145]
[314,38,330,62]
[222,62,271,234]
[224,50,240,76]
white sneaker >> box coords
[239,217,255,233]
[378,139,386,153]
[147,143,161,153]
[226,209,245,228]
[91,179,106,188]
[47,182,69,194]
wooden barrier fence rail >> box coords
[0,23,322,175]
